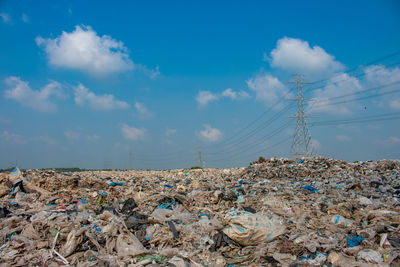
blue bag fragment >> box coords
[300,185,318,193]
[108,181,124,187]
[346,236,364,247]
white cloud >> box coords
[64,130,80,141]
[65,130,100,143]
[364,65,400,111]
[195,90,219,107]
[21,13,29,23]
[364,65,400,85]
[86,134,100,142]
[134,102,154,118]
[32,136,57,145]
[196,88,251,107]
[389,99,400,110]
[221,88,250,100]
[310,139,321,151]
[336,135,350,142]
[269,37,343,77]
[121,124,146,140]
[4,76,65,112]
[165,128,177,144]
[0,12,11,24]
[0,131,27,144]
[0,131,58,145]
[139,65,160,79]
[221,88,236,99]
[246,73,289,108]
[73,83,129,110]
[0,116,11,124]
[165,128,177,137]
[199,125,222,142]
[36,25,133,75]
[0,130,59,145]
[310,73,362,115]
[338,124,359,131]
[388,136,400,145]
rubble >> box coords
[0,157,399,266]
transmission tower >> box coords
[288,75,314,158]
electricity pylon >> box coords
[288,75,315,157]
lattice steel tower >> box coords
[288,75,314,157]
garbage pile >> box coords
[0,157,399,266]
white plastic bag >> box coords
[222,210,286,246]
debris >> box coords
[300,185,318,193]
[0,157,399,265]
[0,206,11,218]
[222,209,286,246]
[346,236,365,247]
[358,249,383,264]
[108,181,124,187]
[167,220,179,238]
[121,198,137,214]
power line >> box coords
[287,75,314,157]
[204,105,295,156]
[205,58,400,154]
[310,49,400,86]
[203,86,297,150]
[205,120,294,159]
[136,53,400,163]
[118,51,400,168]
[213,65,400,156]
[209,135,292,166]
[309,80,400,110]
[311,112,400,126]
[303,61,400,95]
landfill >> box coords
[0,157,400,266]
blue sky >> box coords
[1,0,400,169]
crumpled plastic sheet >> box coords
[0,157,399,266]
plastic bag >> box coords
[61,229,84,257]
[222,210,286,246]
[116,233,147,257]
[357,249,383,264]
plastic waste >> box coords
[346,236,364,247]
[237,194,245,203]
[167,220,179,238]
[222,209,286,246]
[359,196,373,205]
[331,214,354,226]
[121,198,137,214]
[0,157,398,266]
[357,249,383,263]
[10,180,25,196]
[108,181,124,186]
[300,185,318,193]
[138,255,163,263]
[125,213,148,230]
[0,206,11,218]
[76,198,87,211]
[116,233,147,257]
[168,256,187,267]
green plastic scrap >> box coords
[8,232,17,241]
[49,229,65,240]
[97,195,107,207]
[138,255,163,263]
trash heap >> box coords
[0,157,399,266]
